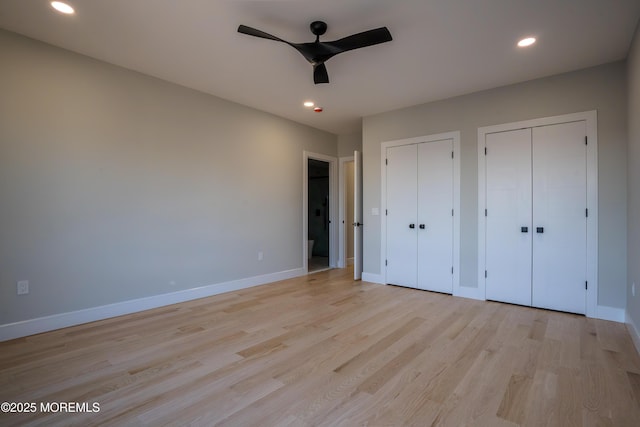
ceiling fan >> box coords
[237,21,392,84]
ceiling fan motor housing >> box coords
[310,21,328,37]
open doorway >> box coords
[308,159,330,272]
[303,151,337,273]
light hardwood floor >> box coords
[1,267,639,426]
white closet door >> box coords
[532,122,587,314]
[386,144,417,287]
[485,129,532,306]
[417,139,454,293]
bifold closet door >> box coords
[532,122,587,314]
[417,139,454,293]
[485,129,532,306]
[386,144,417,287]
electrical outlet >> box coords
[17,280,29,295]
[258,251,263,261]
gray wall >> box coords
[363,62,628,309]
[0,30,337,325]
[338,131,363,157]
[628,24,640,326]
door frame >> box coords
[303,151,338,272]
[477,110,598,317]
[381,131,461,293]
[338,156,354,269]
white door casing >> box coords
[381,132,460,294]
[478,111,597,317]
[303,151,338,272]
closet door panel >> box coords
[485,129,532,306]
[386,144,418,287]
[417,139,454,293]
[532,122,587,314]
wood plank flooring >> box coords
[1,267,639,426]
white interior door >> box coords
[532,122,587,314]
[417,139,454,293]
[386,144,417,287]
[485,129,533,306]
[354,151,363,280]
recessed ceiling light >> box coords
[517,37,536,47]
[303,101,315,108]
[51,1,75,15]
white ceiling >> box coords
[1,0,639,135]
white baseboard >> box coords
[626,312,640,356]
[361,272,384,284]
[595,305,626,322]
[0,268,305,342]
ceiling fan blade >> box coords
[313,63,329,84]
[327,27,392,53]
[237,25,287,43]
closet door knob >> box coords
[419,224,425,229]
[536,227,544,233]
[521,226,528,233]
[409,223,415,229]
